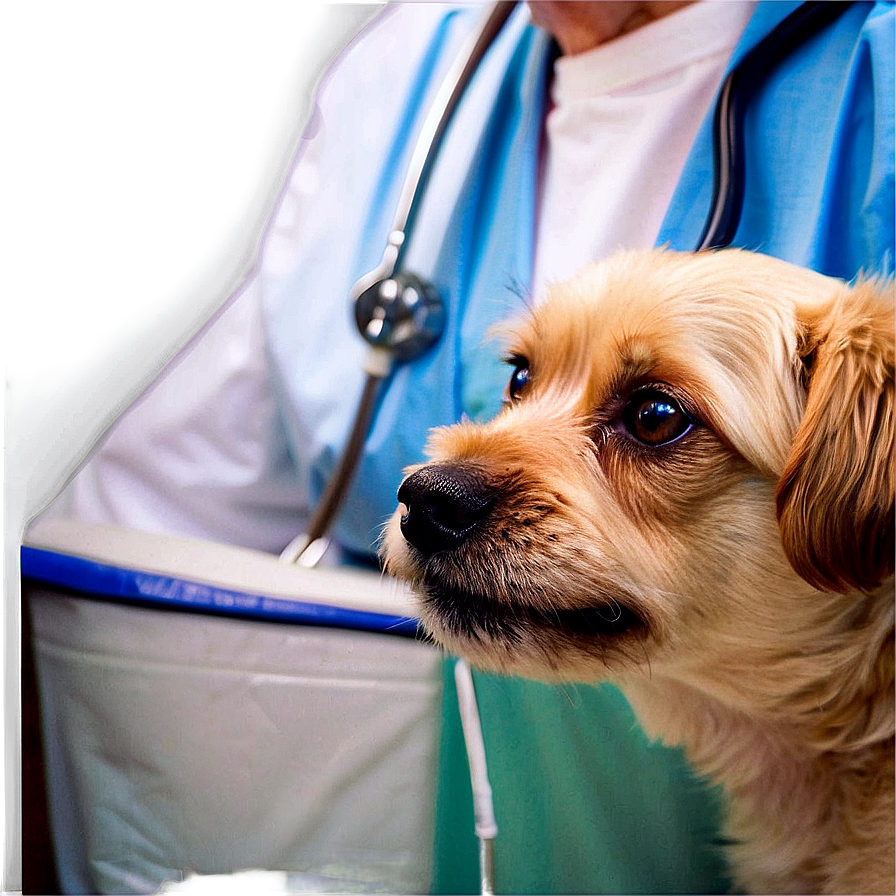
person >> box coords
[38,1,895,893]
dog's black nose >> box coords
[397,463,494,557]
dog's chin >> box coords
[421,590,647,680]
[386,535,650,680]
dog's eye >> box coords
[622,389,693,446]
[506,358,531,402]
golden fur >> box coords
[382,249,895,895]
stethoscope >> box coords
[281,0,850,569]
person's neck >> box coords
[527,1,695,56]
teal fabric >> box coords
[433,662,731,895]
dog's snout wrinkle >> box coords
[397,463,495,557]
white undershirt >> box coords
[532,0,756,303]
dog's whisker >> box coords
[596,599,623,624]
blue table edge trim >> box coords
[21,545,421,637]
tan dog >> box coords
[382,249,895,895]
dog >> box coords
[382,248,895,895]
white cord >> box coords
[454,658,498,894]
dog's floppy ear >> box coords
[776,278,894,593]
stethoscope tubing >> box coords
[697,1,851,251]
[283,0,853,567]
[280,349,390,566]
[349,2,518,304]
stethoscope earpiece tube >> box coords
[348,1,517,308]
[696,1,852,251]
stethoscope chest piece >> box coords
[354,271,446,363]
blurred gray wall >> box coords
[0,0,321,444]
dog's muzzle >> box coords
[397,463,494,557]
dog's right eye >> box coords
[506,358,531,402]
[621,388,694,446]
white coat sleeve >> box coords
[43,8,378,554]
[52,272,310,553]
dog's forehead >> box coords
[537,254,762,334]
[516,250,819,384]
